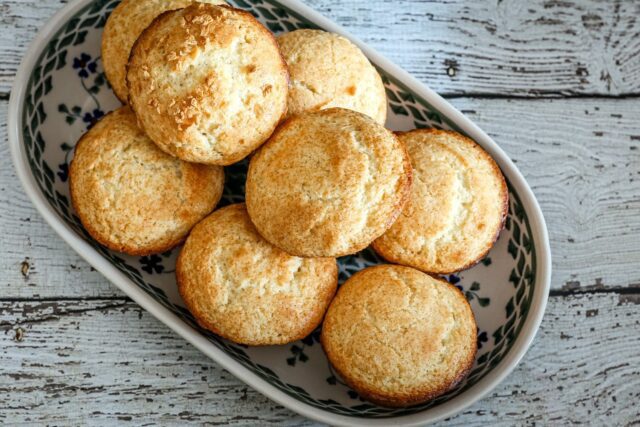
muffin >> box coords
[69,106,224,255]
[177,204,338,345]
[321,265,477,407]
[127,4,289,165]
[102,0,227,103]
[372,129,508,274]
[245,108,412,258]
[277,29,387,124]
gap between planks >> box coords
[5,90,640,100]
[1,285,640,307]
[1,292,638,425]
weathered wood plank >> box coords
[3,1,639,425]
[448,96,640,291]
[444,292,640,426]
[3,96,639,297]
[2,0,640,96]
[1,293,638,425]
[0,99,122,299]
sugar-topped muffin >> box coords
[245,108,412,258]
[277,29,387,124]
[69,106,224,255]
[102,0,227,103]
[177,204,338,345]
[372,129,508,274]
[127,4,288,165]
[321,265,477,407]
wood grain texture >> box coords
[2,0,640,96]
[0,299,313,426]
[3,97,639,295]
[1,102,122,299]
[1,293,638,425]
[447,97,640,291]
[303,0,640,97]
[2,0,640,424]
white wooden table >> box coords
[2,0,640,425]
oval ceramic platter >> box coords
[8,0,551,425]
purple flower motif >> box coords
[444,274,463,291]
[73,53,98,78]
[82,109,104,128]
[446,274,461,284]
[140,255,164,274]
[477,331,488,349]
[57,163,69,182]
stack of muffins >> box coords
[69,0,508,408]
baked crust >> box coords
[69,106,224,255]
[126,4,289,165]
[176,204,338,345]
[320,265,477,407]
[277,29,387,124]
[245,108,412,258]
[372,128,508,274]
[102,0,226,103]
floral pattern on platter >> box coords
[19,0,537,418]
[56,52,108,182]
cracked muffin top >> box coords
[321,265,477,407]
[102,0,226,103]
[245,108,412,258]
[177,204,337,345]
[372,128,508,274]
[277,29,387,124]
[127,4,288,165]
[69,106,224,255]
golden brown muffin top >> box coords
[127,4,288,165]
[102,0,226,103]
[372,129,508,274]
[277,29,387,124]
[69,106,224,255]
[177,204,338,345]
[246,108,412,258]
[321,265,477,407]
